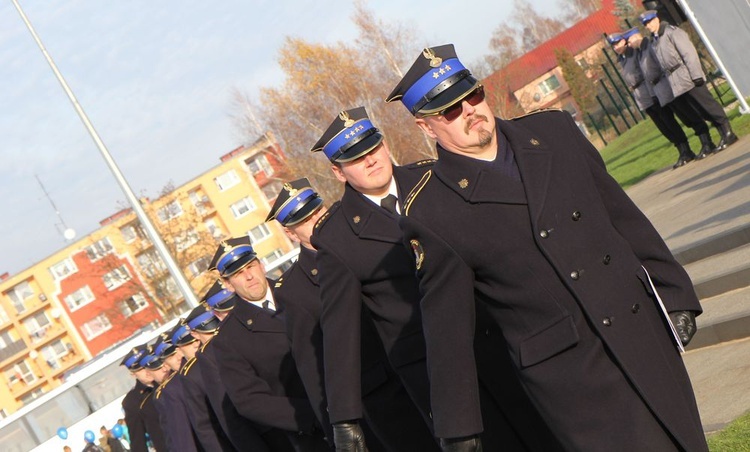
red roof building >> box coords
[484,0,622,117]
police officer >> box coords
[608,29,696,168]
[168,314,235,451]
[186,289,271,452]
[120,344,167,452]
[150,332,200,451]
[387,43,707,451]
[209,237,329,451]
[641,10,738,156]
[309,108,443,451]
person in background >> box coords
[608,29,698,168]
[641,10,738,157]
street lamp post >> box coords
[11,0,199,309]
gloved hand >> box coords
[693,78,705,87]
[333,421,368,452]
[440,435,483,452]
[669,310,697,346]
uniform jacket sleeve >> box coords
[214,331,317,433]
[122,392,148,452]
[180,362,231,451]
[668,26,704,81]
[398,214,483,439]
[312,239,365,423]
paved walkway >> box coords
[625,135,750,433]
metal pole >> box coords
[675,0,749,114]
[586,112,608,146]
[600,80,631,129]
[597,95,621,136]
[601,64,639,124]
[11,0,199,308]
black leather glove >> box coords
[333,422,367,452]
[440,435,483,452]
[693,78,705,87]
[669,310,697,346]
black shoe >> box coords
[717,132,739,151]
[673,142,695,169]
[696,133,716,159]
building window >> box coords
[157,200,183,222]
[49,258,78,281]
[20,388,45,405]
[538,75,561,96]
[576,58,590,70]
[204,219,224,239]
[119,293,148,317]
[214,170,241,191]
[64,286,95,311]
[230,197,257,219]
[23,312,51,343]
[41,340,69,369]
[246,155,274,177]
[186,256,211,278]
[81,314,112,340]
[5,281,34,314]
[188,189,212,215]
[156,276,181,302]
[103,265,131,291]
[260,249,284,267]
[262,181,284,200]
[0,305,8,324]
[137,250,166,278]
[175,228,200,252]
[248,224,272,243]
[120,223,146,242]
[5,360,36,385]
[84,237,114,261]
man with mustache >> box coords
[387,44,707,451]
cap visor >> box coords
[283,197,323,226]
[334,132,384,163]
[222,252,258,277]
[418,77,479,115]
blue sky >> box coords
[0,0,560,275]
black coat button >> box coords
[632,304,640,313]
[603,317,612,326]
[603,255,611,265]
[572,211,582,221]
[570,271,580,280]
[540,230,549,238]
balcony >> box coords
[27,322,66,347]
[48,350,85,378]
[7,373,45,399]
[195,197,216,217]
[14,295,50,319]
[0,340,28,365]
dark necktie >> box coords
[262,300,273,311]
[380,194,399,215]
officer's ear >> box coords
[415,117,438,140]
[330,163,347,183]
[283,226,301,244]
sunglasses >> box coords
[419,85,485,122]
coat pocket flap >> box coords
[520,315,579,368]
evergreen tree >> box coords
[555,48,598,113]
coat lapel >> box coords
[231,293,286,333]
[296,246,319,287]
[341,183,403,244]
[497,118,553,222]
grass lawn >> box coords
[707,410,750,451]
[600,90,750,188]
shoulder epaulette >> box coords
[403,170,433,216]
[405,158,437,168]
[199,336,214,353]
[181,356,198,376]
[155,371,177,399]
[314,202,339,230]
[139,391,154,409]
[510,108,563,121]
